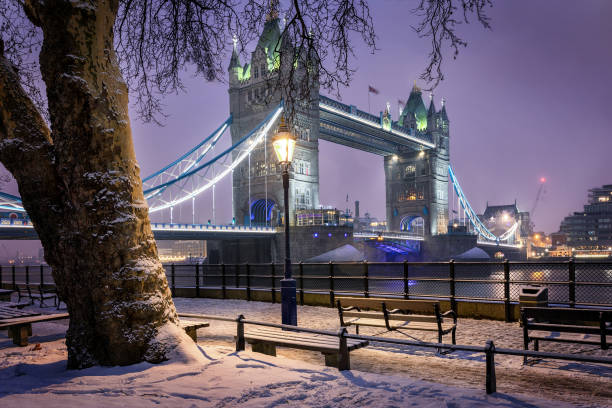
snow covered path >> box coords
[0,297,610,407]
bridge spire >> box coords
[267,0,279,21]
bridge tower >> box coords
[384,85,449,237]
[228,11,320,226]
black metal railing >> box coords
[5,261,610,316]
[178,312,612,395]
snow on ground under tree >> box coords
[1,297,610,407]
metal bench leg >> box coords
[251,342,277,357]
[8,323,31,346]
[324,351,350,371]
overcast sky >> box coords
[3,0,612,256]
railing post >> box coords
[245,263,251,301]
[25,265,29,285]
[235,314,245,352]
[171,264,176,296]
[485,340,497,394]
[299,262,305,306]
[12,265,16,290]
[235,264,240,289]
[195,263,200,298]
[329,261,335,307]
[221,263,227,299]
[271,262,276,303]
[40,265,44,287]
[363,261,369,298]
[568,258,576,307]
[449,259,456,313]
[0,265,3,289]
[403,261,409,300]
[504,259,511,322]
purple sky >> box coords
[133,0,612,233]
[3,0,612,256]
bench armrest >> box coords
[440,309,457,325]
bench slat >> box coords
[522,307,612,323]
[526,322,611,335]
[180,321,210,329]
[344,318,453,332]
[245,330,368,352]
[343,311,438,323]
[529,335,608,346]
[246,328,365,347]
[0,313,69,329]
[337,297,438,314]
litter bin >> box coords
[519,285,548,308]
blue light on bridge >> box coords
[314,233,319,238]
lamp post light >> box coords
[272,116,297,325]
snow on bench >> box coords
[243,326,368,370]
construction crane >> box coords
[529,177,547,229]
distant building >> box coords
[560,184,612,250]
[477,202,530,245]
[295,208,352,227]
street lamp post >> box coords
[272,116,297,325]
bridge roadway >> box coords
[0,219,277,240]
[0,219,428,242]
[0,219,521,252]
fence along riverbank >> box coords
[3,261,610,321]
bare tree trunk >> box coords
[0,0,192,368]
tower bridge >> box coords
[0,14,525,260]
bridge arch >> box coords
[400,215,425,237]
[250,199,276,226]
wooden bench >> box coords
[521,307,611,363]
[16,284,58,308]
[243,327,368,370]
[1,313,208,346]
[337,297,457,345]
[0,313,69,346]
[180,320,210,342]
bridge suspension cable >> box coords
[448,165,518,243]
[144,104,283,213]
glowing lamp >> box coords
[272,117,296,164]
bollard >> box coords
[235,314,245,352]
[12,265,16,290]
[485,340,496,394]
[40,265,44,287]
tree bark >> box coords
[0,0,191,368]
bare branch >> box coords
[413,0,492,88]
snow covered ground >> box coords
[1,297,610,407]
